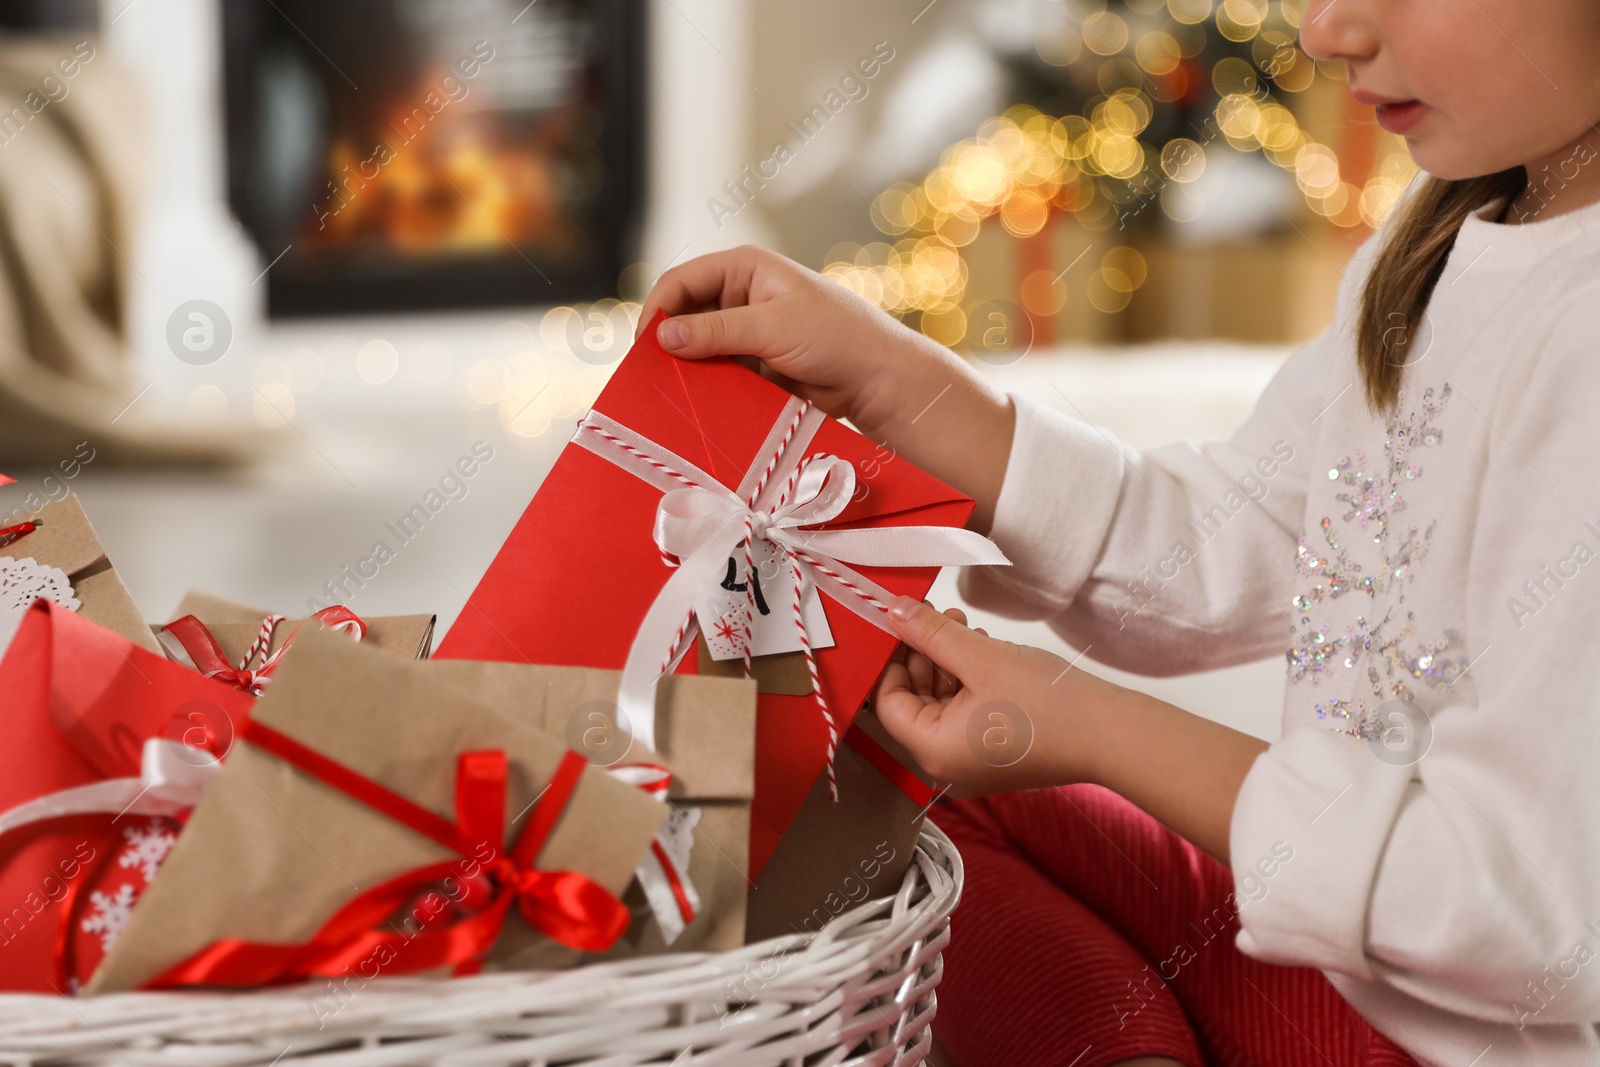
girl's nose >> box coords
[1300,0,1380,63]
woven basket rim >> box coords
[0,823,962,1065]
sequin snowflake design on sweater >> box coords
[1286,384,1470,738]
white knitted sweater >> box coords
[962,196,1600,1066]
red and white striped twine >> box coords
[791,549,892,617]
[660,607,695,675]
[239,615,287,672]
[640,399,842,798]
[587,426,702,490]
[746,400,811,509]
[791,555,839,801]
[740,513,757,679]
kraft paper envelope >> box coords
[3,494,160,654]
[89,627,666,992]
[745,710,935,943]
[421,659,757,954]
[166,590,436,663]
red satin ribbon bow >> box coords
[145,722,628,989]
[158,607,365,696]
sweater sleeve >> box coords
[959,236,1380,676]
[1230,293,1600,1026]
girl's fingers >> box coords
[637,249,758,333]
[657,304,778,360]
[907,646,935,697]
[876,655,911,701]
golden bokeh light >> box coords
[815,10,1419,341]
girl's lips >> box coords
[1374,99,1429,135]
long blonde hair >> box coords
[1356,169,1526,411]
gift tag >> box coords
[0,555,80,660]
[694,542,834,661]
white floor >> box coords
[49,329,1293,743]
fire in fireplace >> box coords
[222,0,645,317]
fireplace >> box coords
[221,0,646,317]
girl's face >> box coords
[1301,0,1600,180]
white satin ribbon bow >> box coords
[573,395,1010,762]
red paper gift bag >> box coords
[0,601,252,991]
[438,312,1005,877]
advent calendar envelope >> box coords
[0,602,252,992]
[438,311,1003,878]
[161,590,436,666]
[423,659,756,953]
[1,495,161,655]
[89,629,666,993]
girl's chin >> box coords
[1405,145,1509,183]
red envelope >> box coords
[437,312,974,876]
[0,601,251,992]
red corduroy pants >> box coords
[929,787,1422,1067]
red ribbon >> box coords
[144,721,627,988]
[0,519,38,543]
[648,839,697,926]
[158,607,366,696]
[845,723,935,809]
[609,763,697,929]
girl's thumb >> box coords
[656,306,770,360]
[887,597,987,675]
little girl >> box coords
[640,1,1600,1063]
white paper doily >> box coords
[0,555,80,660]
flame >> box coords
[311,69,562,255]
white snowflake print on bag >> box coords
[79,884,136,953]
[119,819,178,883]
[76,818,181,960]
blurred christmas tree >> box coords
[820,0,1416,345]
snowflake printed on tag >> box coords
[119,819,178,883]
[0,555,80,659]
[80,884,136,953]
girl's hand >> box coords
[873,597,1117,796]
[875,597,1270,863]
[639,246,1015,531]
[638,245,936,436]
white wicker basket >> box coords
[0,824,961,1067]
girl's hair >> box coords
[1356,168,1526,412]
